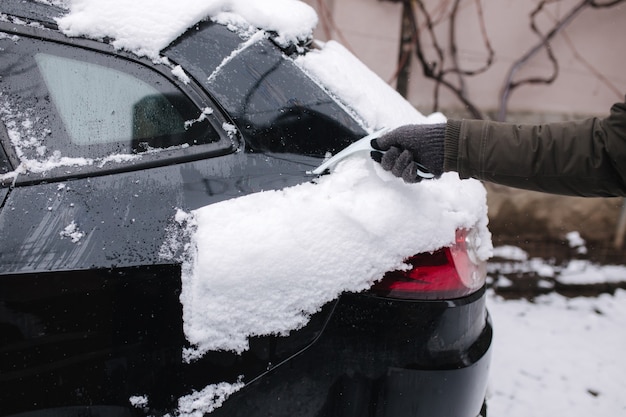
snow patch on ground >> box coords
[489,245,626,285]
[492,245,529,261]
[558,260,626,285]
[487,289,626,416]
[566,231,588,255]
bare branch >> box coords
[589,0,625,6]
[498,0,590,121]
[442,0,495,79]
[448,0,465,96]
[387,0,624,121]
[411,0,490,119]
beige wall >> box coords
[305,0,626,119]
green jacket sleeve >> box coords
[443,98,626,197]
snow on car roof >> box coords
[55,0,318,60]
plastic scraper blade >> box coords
[308,128,434,179]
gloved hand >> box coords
[371,124,446,183]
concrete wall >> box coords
[305,0,626,119]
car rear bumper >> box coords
[1,269,491,417]
[371,348,491,416]
[212,288,493,417]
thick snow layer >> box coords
[295,40,447,130]
[56,0,317,59]
[179,27,486,358]
[182,162,491,357]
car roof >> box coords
[0,0,312,57]
[1,0,66,27]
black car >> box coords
[0,1,492,416]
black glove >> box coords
[371,124,445,183]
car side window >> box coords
[0,31,226,180]
[34,53,193,150]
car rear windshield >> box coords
[165,22,367,157]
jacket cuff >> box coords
[443,119,462,172]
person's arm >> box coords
[374,98,626,197]
[446,99,626,196]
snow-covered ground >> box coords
[486,247,626,417]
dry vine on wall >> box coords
[381,0,624,120]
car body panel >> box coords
[1,269,490,416]
[0,152,322,274]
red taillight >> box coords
[370,229,486,300]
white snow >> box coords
[487,245,626,416]
[176,378,245,417]
[55,0,318,60]
[184,107,214,130]
[221,123,237,140]
[128,395,149,410]
[59,221,84,243]
[492,245,529,261]
[558,260,626,285]
[207,30,267,83]
[179,17,491,356]
[566,231,588,255]
[171,65,191,84]
[182,165,490,357]
[488,289,626,417]
[489,246,626,284]
[295,40,447,130]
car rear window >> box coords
[165,22,367,157]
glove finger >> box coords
[402,162,422,183]
[380,146,401,171]
[375,125,420,150]
[372,136,391,151]
[370,150,383,163]
[391,149,413,178]
[371,138,386,151]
